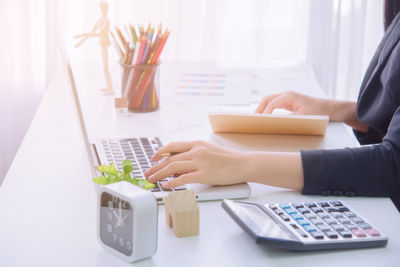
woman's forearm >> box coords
[242,152,304,190]
[326,100,368,132]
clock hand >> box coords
[115,214,128,228]
[112,210,121,220]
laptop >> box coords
[58,39,250,203]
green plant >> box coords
[92,159,155,190]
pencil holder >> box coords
[120,62,160,112]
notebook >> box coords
[209,112,329,136]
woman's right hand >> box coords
[255,91,329,116]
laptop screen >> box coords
[57,36,98,178]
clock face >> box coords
[100,192,133,256]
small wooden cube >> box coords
[165,190,199,237]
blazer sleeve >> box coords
[300,106,400,198]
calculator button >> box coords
[310,218,324,225]
[338,218,351,224]
[318,202,330,207]
[358,223,372,230]
[351,229,367,237]
[279,214,290,222]
[351,217,364,224]
[330,212,344,218]
[292,203,304,209]
[324,218,337,225]
[303,225,317,232]
[291,224,308,238]
[338,230,352,238]
[331,224,345,232]
[274,209,284,215]
[345,223,358,230]
[304,213,317,219]
[338,207,350,212]
[344,211,356,218]
[305,202,317,208]
[325,207,339,213]
[279,203,291,209]
[297,208,310,214]
[297,219,310,226]
[318,212,330,219]
[331,201,343,206]
[310,231,324,240]
[318,224,331,232]
[269,204,278,210]
[285,208,297,215]
[291,214,303,220]
[311,207,324,213]
[365,228,381,237]
[325,231,339,239]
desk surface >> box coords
[1,63,399,267]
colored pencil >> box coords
[114,23,169,111]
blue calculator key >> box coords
[279,203,291,209]
[303,225,317,232]
[285,208,297,215]
[291,214,303,220]
[297,219,310,226]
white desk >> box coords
[0,62,399,267]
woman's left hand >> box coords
[143,140,247,189]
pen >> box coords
[160,152,179,157]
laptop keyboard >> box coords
[100,137,186,192]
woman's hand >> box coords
[255,91,368,132]
[144,140,247,189]
[255,91,329,115]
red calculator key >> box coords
[365,228,381,237]
[351,229,367,238]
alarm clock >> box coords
[97,181,158,262]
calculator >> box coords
[222,199,388,251]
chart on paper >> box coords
[162,63,253,105]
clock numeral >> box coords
[107,223,112,233]
[107,200,113,209]
[122,201,127,209]
[107,211,113,220]
[126,241,132,250]
[119,237,125,247]
[112,195,118,203]
[112,234,117,243]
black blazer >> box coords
[301,12,400,211]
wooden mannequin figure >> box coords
[74,1,114,94]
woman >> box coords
[144,2,400,211]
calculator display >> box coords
[235,203,293,240]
